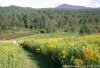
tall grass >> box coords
[21,34,100,68]
[0,41,28,68]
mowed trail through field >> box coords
[22,46,58,68]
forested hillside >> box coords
[0,6,100,34]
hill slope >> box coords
[56,4,91,9]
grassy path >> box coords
[22,46,58,68]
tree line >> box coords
[0,6,100,34]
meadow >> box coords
[0,33,100,68]
[0,3,100,68]
[0,41,28,68]
[21,33,100,68]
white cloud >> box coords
[52,0,92,7]
[95,3,100,8]
[0,0,5,4]
[0,0,57,8]
[0,0,34,7]
[0,0,100,8]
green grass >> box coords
[22,46,58,68]
[0,40,58,68]
[15,32,78,43]
[0,33,100,68]
[21,34,100,68]
[0,41,27,68]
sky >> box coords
[0,0,100,8]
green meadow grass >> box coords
[0,33,100,68]
[21,34,100,68]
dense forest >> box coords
[0,6,100,35]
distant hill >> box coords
[1,4,99,9]
[56,4,91,9]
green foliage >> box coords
[21,34,100,67]
[0,6,100,34]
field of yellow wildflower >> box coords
[21,34,100,68]
[0,41,29,68]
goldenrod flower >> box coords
[62,50,66,54]
[83,45,95,59]
[73,59,84,65]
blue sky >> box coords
[0,0,100,8]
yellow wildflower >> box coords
[48,44,54,48]
[83,45,95,59]
[73,59,84,65]
[62,50,66,54]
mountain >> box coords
[56,4,91,9]
[7,5,21,8]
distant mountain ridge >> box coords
[0,4,100,9]
[56,4,92,9]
